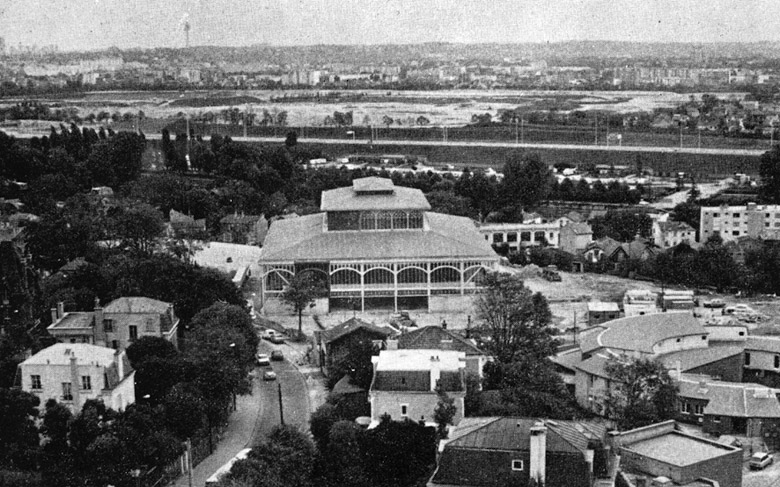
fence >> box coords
[144,424,225,487]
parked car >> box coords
[540,265,562,282]
[271,350,284,361]
[749,452,773,470]
[262,329,286,343]
[256,353,270,366]
[703,298,726,308]
[262,370,277,381]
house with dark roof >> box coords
[168,209,206,237]
[316,317,393,375]
[559,222,593,255]
[428,417,611,487]
[47,297,179,351]
[398,325,489,378]
[652,219,696,249]
[583,236,625,265]
[219,212,268,245]
[259,177,499,315]
[369,349,466,427]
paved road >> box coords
[172,341,310,487]
[5,130,767,157]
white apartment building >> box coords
[700,203,780,243]
[18,343,135,414]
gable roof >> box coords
[444,417,606,453]
[745,336,780,354]
[678,377,780,418]
[398,326,484,356]
[563,222,593,236]
[260,211,498,262]
[320,178,431,212]
[104,297,171,314]
[22,343,117,367]
[587,236,623,257]
[320,317,393,344]
[658,220,695,233]
[658,344,744,372]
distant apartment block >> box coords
[19,343,135,413]
[700,202,780,243]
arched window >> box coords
[364,268,394,286]
[331,268,361,286]
[431,266,460,283]
[397,267,427,284]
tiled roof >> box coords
[331,374,366,394]
[260,211,498,262]
[398,326,484,356]
[371,370,463,392]
[550,348,585,372]
[444,417,605,453]
[745,336,780,354]
[658,221,695,233]
[21,343,117,367]
[220,213,265,224]
[48,312,95,330]
[320,317,393,344]
[104,297,171,314]
[574,353,613,379]
[565,222,593,235]
[592,312,706,354]
[658,344,744,372]
[320,178,431,212]
[678,377,780,418]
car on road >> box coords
[271,350,284,361]
[262,370,277,381]
[262,329,286,343]
[256,353,270,366]
[703,298,726,308]
[749,452,773,470]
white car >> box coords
[256,353,270,366]
[749,452,773,470]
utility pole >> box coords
[186,439,193,487]
[277,382,285,425]
[679,122,683,149]
[521,118,524,144]
[594,114,598,145]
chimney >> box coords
[430,356,441,391]
[116,350,124,379]
[57,301,65,319]
[69,352,81,411]
[93,298,105,347]
[698,380,708,393]
[51,307,59,324]
[386,339,398,350]
[529,421,547,485]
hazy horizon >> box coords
[3,0,780,53]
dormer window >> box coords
[103,319,113,332]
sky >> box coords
[2,0,780,51]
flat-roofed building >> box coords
[18,343,135,414]
[259,178,499,314]
[616,420,742,487]
[700,202,780,243]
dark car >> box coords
[271,350,284,361]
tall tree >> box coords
[500,152,552,210]
[759,145,780,203]
[604,356,679,430]
[280,272,328,336]
[433,385,457,439]
[475,272,557,363]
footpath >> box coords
[172,375,263,487]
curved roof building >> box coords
[259,177,499,314]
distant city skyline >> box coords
[2,0,780,52]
